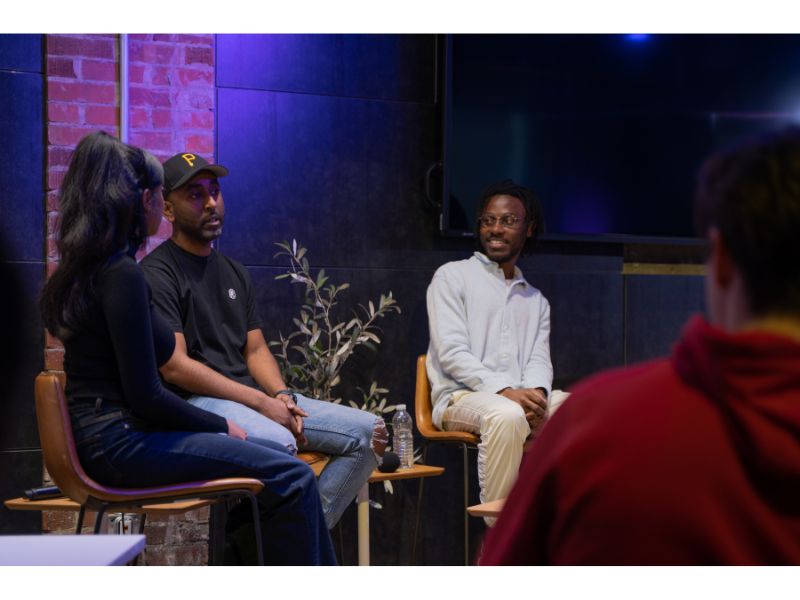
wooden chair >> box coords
[33,372,267,564]
[411,354,479,565]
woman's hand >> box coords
[227,419,248,440]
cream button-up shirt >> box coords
[426,252,553,429]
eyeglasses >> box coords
[478,214,525,229]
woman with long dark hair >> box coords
[41,131,335,565]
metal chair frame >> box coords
[410,355,479,565]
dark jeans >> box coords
[69,398,336,566]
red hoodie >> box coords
[480,316,800,565]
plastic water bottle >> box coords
[392,404,415,469]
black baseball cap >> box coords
[162,152,229,197]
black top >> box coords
[141,239,262,396]
[63,252,227,433]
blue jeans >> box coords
[188,394,381,529]
[69,398,336,566]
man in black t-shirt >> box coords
[142,152,388,529]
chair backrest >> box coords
[34,371,95,504]
[414,354,438,437]
[413,354,481,444]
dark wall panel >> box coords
[217,87,438,268]
[625,274,706,364]
[0,70,44,261]
[516,253,625,388]
[0,33,44,535]
[217,34,436,103]
[0,451,42,534]
[0,262,44,450]
[0,34,42,72]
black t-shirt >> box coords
[63,252,227,433]
[141,239,262,396]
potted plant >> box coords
[269,240,401,419]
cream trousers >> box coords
[442,388,569,511]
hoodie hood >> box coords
[673,315,800,493]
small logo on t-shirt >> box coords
[228,288,237,300]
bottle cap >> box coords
[396,404,406,410]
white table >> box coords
[0,534,146,566]
[356,464,444,566]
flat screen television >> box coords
[439,34,800,242]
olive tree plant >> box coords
[268,240,401,418]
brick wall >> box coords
[43,33,217,565]
[45,34,120,372]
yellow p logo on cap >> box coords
[182,153,196,167]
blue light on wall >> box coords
[625,34,651,42]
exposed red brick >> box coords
[47,191,61,212]
[183,134,214,155]
[129,86,171,108]
[47,57,76,78]
[48,124,102,148]
[176,88,213,111]
[127,34,152,42]
[81,59,118,82]
[127,86,150,107]
[45,348,64,371]
[49,80,117,104]
[47,36,116,60]
[177,67,213,86]
[130,107,150,129]
[129,131,172,152]
[174,544,208,566]
[153,34,176,43]
[176,34,214,45]
[47,166,67,190]
[47,236,58,260]
[42,510,77,533]
[142,545,170,566]
[47,102,80,124]
[152,108,172,129]
[129,41,176,65]
[46,147,71,172]
[151,90,171,108]
[144,522,167,545]
[128,63,145,84]
[150,65,172,87]
[85,104,118,127]
[179,110,213,130]
[46,211,60,235]
[185,46,213,66]
[174,519,210,543]
[45,330,63,350]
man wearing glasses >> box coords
[426,179,566,511]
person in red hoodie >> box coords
[480,127,800,565]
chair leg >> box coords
[411,443,429,564]
[75,505,86,534]
[138,512,147,535]
[462,442,470,565]
[93,505,109,534]
[246,492,264,566]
